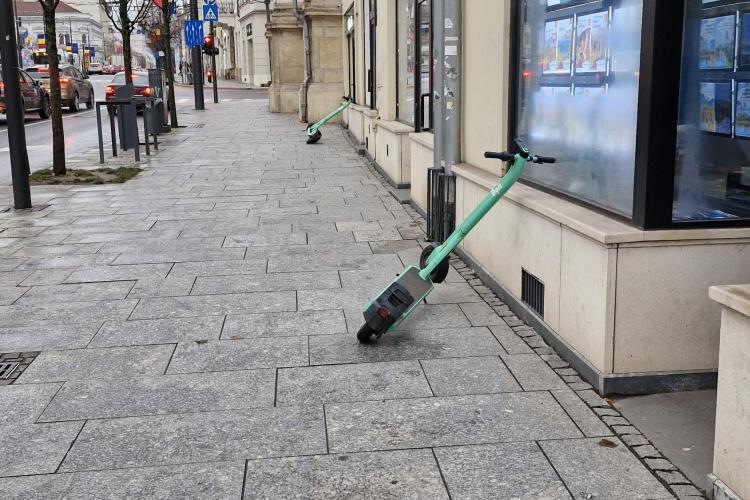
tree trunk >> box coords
[120,0,133,95]
[161,3,178,127]
[42,5,66,175]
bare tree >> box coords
[100,0,152,92]
[38,0,65,175]
[138,1,178,127]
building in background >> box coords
[234,0,272,86]
[13,0,105,68]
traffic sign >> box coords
[203,0,216,4]
[184,20,204,48]
[203,4,218,21]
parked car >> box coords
[25,64,95,111]
[0,68,51,120]
[105,72,153,100]
[87,63,104,75]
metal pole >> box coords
[0,0,32,208]
[189,0,204,110]
[443,0,460,174]
[432,0,444,174]
[210,20,217,103]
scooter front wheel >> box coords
[307,129,322,144]
[357,324,379,343]
[420,244,450,284]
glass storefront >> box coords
[515,0,644,217]
[397,0,417,125]
[674,0,750,222]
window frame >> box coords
[509,0,750,229]
[415,0,433,132]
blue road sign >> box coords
[71,43,78,54]
[203,0,216,5]
[203,4,218,22]
[184,20,204,48]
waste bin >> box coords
[114,86,138,150]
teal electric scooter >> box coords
[306,96,353,144]
[357,140,555,343]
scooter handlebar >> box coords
[484,151,516,162]
[532,155,556,164]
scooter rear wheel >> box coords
[420,244,450,284]
[307,130,322,144]
[357,324,379,343]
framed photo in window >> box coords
[543,16,574,74]
[735,81,750,138]
[699,81,733,135]
[575,10,610,74]
[699,15,736,69]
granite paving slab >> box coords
[90,317,224,347]
[268,253,402,273]
[0,285,28,305]
[167,337,308,373]
[489,324,535,354]
[39,369,275,421]
[540,437,673,499]
[61,229,182,244]
[551,388,613,438]
[16,281,135,304]
[0,383,62,424]
[0,422,84,477]
[15,253,120,271]
[129,291,297,319]
[223,232,307,247]
[191,271,340,295]
[222,310,347,338]
[276,360,432,406]
[458,302,507,327]
[59,407,327,472]
[243,450,448,499]
[309,328,505,365]
[64,263,173,283]
[0,461,244,499]
[16,344,175,383]
[0,270,32,286]
[0,323,100,351]
[169,259,268,277]
[419,356,522,396]
[435,442,572,499]
[10,242,103,257]
[326,392,582,453]
[501,353,569,390]
[425,282,484,304]
[0,299,137,327]
[19,268,75,286]
[112,248,246,265]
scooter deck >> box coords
[364,266,434,333]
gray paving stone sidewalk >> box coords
[0,99,683,498]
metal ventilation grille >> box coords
[522,269,544,317]
[0,362,19,380]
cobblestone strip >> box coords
[349,130,704,499]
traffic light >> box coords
[202,34,219,55]
[207,70,214,83]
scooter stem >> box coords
[419,153,528,280]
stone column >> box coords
[267,0,304,114]
[305,0,344,123]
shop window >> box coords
[514,0,644,217]
[673,1,750,222]
[397,0,417,125]
[417,0,433,131]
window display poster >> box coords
[736,82,750,137]
[576,11,609,73]
[543,18,573,74]
[700,82,732,134]
[740,13,750,67]
[699,15,736,69]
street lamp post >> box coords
[189,0,204,110]
[0,0,32,209]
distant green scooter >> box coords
[357,140,556,343]
[306,96,353,144]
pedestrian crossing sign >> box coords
[203,4,218,22]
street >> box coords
[0,76,264,185]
